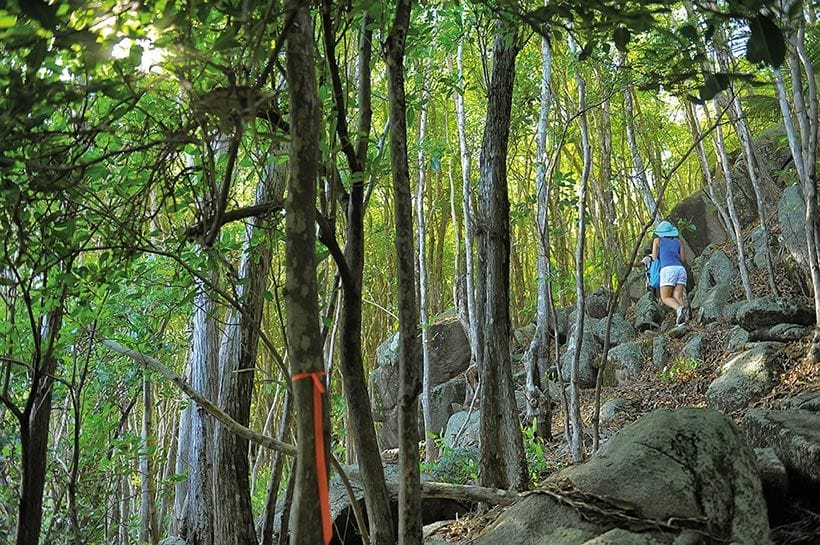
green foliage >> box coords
[420,436,479,485]
[661,356,702,382]
[522,420,553,485]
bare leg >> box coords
[672,284,686,308]
[659,285,681,312]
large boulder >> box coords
[607,341,646,386]
[560,319,603,388]
[706,342,781,413]
[472,408,769,544]
[370,313,471,449]
[690,250,736,310]
[777,184,812,282]
[667,193,727,257]
[633,292,663,332]
[741,403,820,490]
[735,297,815,330]
[593,313,637,347]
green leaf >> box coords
[17,0,58,30]
[579,41,595,61]
[613,27,630,52]
[0,13,18,30]
[745,14,785,67]
[213,27,238,51]
[679,24,698,41]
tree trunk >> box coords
[568,32,589,463]
[711,97,754,301]
[477,24,529,493]
[285,3,328,543]
[212,159,279,545]
[681,100,732,235]
[524,30,554,443]
[186,279,219,545]
[454,30,480,372]
[385,0,423,541]
[140,376,159,545]
[416,77,437,463]
[322,6,395,542]
[16,303,64,545]
[622,52,657,220]
[260,392,292,545]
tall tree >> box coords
[477,22,529,492]
[284,1,329,543]
[524,27,554,443]
[385,0,424,541]
[320,5,395,541]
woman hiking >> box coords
[651,220,689,326]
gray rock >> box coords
[600,397,627,422]
[690,250,736,309]
[754,447,788,510]
[778,390,820,412]
[633,292,663,332]
[727,326,750,351]
[748,225,779,271]
[421,378,466,439]
[594,313,637,347]
[443,410,480,449]
[742,407,820,488]
[697,283,733,324]
[473,408,768,544]
[582,529,672,544]
[652,336,671,371]
[370,313,472,448]
[667,194,729,257]
[706,342,781,413]
[607,341,646,386]
[748,323,813,342]
[560,320,603,388]
[682,333,705,361]
[586,288,613,319]
[778,184,811,280]
[735,296,815,330]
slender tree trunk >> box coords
[454,31,479,370]
[791,26,820,359]
[477,25,529,493]
[322,6,395,542]
[213,160,279,545]
[260,392,292,545]
[186,279,219,545]
[568,32,588,463]
[711,98,754,301]
[16,302,65,545]
[681,100,732,235]
[622,52,657,220]
[140,376,159,545]
[285,3,328,543]
[715,41,779,295]
[524,30,553,443]
[385,0,423,541]
[170,394,191,536]
[416,77,437,463]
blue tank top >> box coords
[658,237,682,268]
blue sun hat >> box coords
[653,220,679,237]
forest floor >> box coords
[426,321,820,544]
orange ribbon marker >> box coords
[292,371,332,544]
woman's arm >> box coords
[678,240,686,265]
[651,237,659,260]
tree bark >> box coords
[16,302,65,545]
[416,76,437,463]
[524,30,554,443]
[385,0,423,541]
[186,280,219,545]
[568,32,589,463]
[285,2,328,543]
[140,376,159,545]
[322,7,395,542]
[477,24,529,493]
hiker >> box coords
[634,246,653,291]
[651,220,688,326]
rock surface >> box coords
[470,408,769,545]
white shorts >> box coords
[660,265,687,287]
